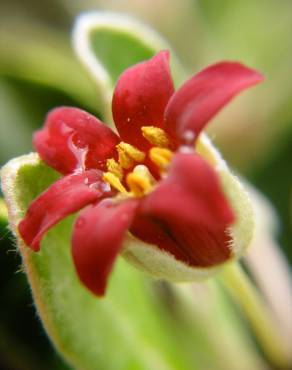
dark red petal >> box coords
[165,62,263,144]
[130,214,193,263]
[18,170,111,251]
[138,152,235,266]
[72,198,139,296]
[34,107,120,175]
[112,51,174,150]
[131,215,231,267]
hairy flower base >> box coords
[17,51,263,296]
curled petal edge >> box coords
[164,61,263,144]
[18,169,109,251]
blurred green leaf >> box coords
[0,79,33,165]
[0,77,100,167]
[251,134,292,263]
[0,22,98,112]
[197,0,292,172]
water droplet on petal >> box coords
[100,182,111,193]
[68,133,89,171]
[89,181,111,194]
[179,145,194,154]
[60,122,73,135]
[182,130,196,145]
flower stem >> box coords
[219,262,291,369]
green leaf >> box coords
[0,24,98,112]
[73,12,184,122]
[1,154,198,370]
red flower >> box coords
[18,51,263,296]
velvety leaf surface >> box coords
[1,154,196,370]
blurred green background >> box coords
[0,0,291,369]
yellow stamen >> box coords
[149,147,173,169]
[103,172,127,194]
[141,126,170,148]
[126,165,154,197]
[106,158,123,180]
[116,142,145,169]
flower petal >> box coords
[165,62,263,144]
[18,170,111,251]
[130,214,192,263]
[34,107,120,174]
[72,198,139,296]
[139,152,235,267]
[112,51,174,150]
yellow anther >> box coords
[149,147,173,169]
[133,164,155,180]
[103,172,127,194]
[141,126,170,148]
[106,158,123,180]
[126,165,154,197]
[116,142,145,169]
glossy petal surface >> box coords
[139,152,235,266]
[34,107,120,174]
[112,51,174,150]
[165,62,263,143]
[18,170,110,251]
[72,198,139,296]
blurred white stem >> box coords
[245,239,292,357]
[220,262,291,369]
[244,182,292,358]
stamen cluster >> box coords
[103,126,173,197]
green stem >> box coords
[219,262,290,369]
